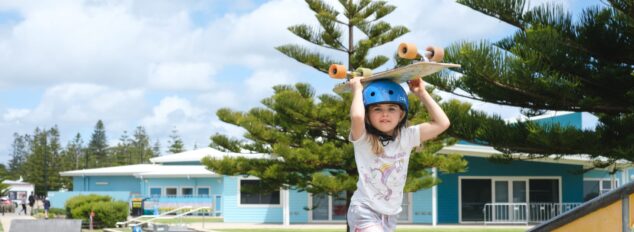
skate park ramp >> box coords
[10,219,82,232]
[528,181,634,232]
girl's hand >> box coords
[349,75,363,92]
[407,77,426,95]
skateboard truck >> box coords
[328,65,372,80]
[398,43,444,62]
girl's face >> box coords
[367,103,404,134]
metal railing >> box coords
[484,202,582,224]
[136,195,221,216]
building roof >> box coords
[2,177,33,186]
[439,144,631,169]
[60,164,218,178]
[149,147,273,164]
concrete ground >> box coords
[0,211,36,231]
[185,223,533,232]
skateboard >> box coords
[328,43,461,93]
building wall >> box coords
[222,176,283,223]
[584,169,624,184]
[47,191,131,209]
[140,177,222,196]
[412,187,433,223]
[534,112,582,128]
[289,189,308,223]
[72,176,141,194]
[437,156,584,224]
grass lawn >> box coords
[218,229,525,232]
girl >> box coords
[347,77,450,232]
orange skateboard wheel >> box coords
[426,46,444,62]
[398,43,418,59]
[328,64,347,79]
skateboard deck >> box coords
[331,62,460,94]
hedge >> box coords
[64,194,128,228]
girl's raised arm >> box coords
[350,76,365,141]
[408,78,450,142]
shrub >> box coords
[65,194,112,218]
[64,194,128,228]
[91,201,128,228]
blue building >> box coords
[54,112,630,224]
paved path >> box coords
[0,212,36,231]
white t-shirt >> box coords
[349,125,421,215]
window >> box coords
[197,187,210,196]
[182,187,193,196]
[239,179,280,205]
[584,179,618,201]
[150,188,161,197]
[166,188,177,197]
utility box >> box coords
[131,198,145,217]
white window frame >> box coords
[584,178,619,195]
[148,186,163,197]
[196,186,211,197]
[237,177,281,208]
[458,176,562,224]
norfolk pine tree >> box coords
[423,0,634,168]
[167,129,186,154]
[203,0,466,221]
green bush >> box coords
[64,194,128,228]
[65,194,112,218]
[91,201,128,228]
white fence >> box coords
[484,202,582,224]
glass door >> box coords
[494,181,509,221]
[461,179,491,222]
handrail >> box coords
[128,207,212,228]
[116,205,193,227]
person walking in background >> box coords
[43,197,51,219]
[28,193,35,215]
[19,196,27,215]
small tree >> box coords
[167,129,186,154]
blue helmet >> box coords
[362,80,409,112]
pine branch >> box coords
[457,0,527,29]
[275,45,341,73]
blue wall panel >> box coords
[222,176,282,223]
[72,176,141,194]
[412,188,433,224]
[289,189,308,223]
[534,112,582,128]
[437,156,584,224]
[47,191,131,209]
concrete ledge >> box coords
[10,219,82,232]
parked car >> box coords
[0,197,15,213]
[0,197,11,206]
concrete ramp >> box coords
[528,181,634,232]
[10,219,82,232]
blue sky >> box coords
[0,0,602,164]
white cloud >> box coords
[142,96,204,127]
[0,0,593,162]
[147,62,216,90]
[197,90,240,109]
[245,69,297,99]
[3,108,30,122]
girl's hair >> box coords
[365,105,408,155]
